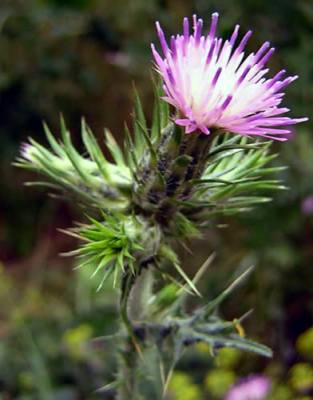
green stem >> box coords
[117,336,138,400]
[117,268,156,400]
[117,271,137,399]
[120,271,136,334]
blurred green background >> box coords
[0,0,312,399]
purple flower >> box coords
[302,195,313,214]
[225,375,271,400]
[151,13,307,140]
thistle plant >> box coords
[16,13,307,400]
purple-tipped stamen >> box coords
[206,38,217,65]
[156,21,169,56]
[170,36,177,58]
[194,18,203,45]
[235,30,252,55]
[212,67,223,87]
[257,47,275,69]
[254,41,270,63]
[183,17,189,41]
[209,12,219,39]
[266,69,286,88]
[237,65,251,86]
[221,95,233,110]
[229,24,240,47]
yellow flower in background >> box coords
[267,385,293,400]
[195,341,212,355]
[296,327,313,360]
[168,372,203,400]
[216,348,241,369]
[63,324,93,360]
[205,369,236,397]
[288,363,313,392]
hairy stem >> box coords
[117,336,138,400]
[117,268,155,399]
[117,271,138,399]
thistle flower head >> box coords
[152,13,307,140]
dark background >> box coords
[0,0,312,399]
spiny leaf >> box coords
[133,86,147,158]
[95,380,121,393]
[151,76,162,142]
[186,331,272,357]
[159,245,201,296]
[203,266,255,317]
[90,255,115,278]
[97,267,115,292]
[123,122,139,171]
[59,116,90,183]
[169,253,216,315]
[135,120,158,164]
[43,122,66,158]
[66,215,143,290]
[81,119,110,181]
[105,129,126,167]
[173,262,201,297]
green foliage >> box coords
[114,267,273,398]
[166,267,273,360]
[65,213,144,290]
[0,263,117,398]
[15,118,132,211]
[194,134,286,217]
